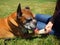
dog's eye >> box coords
[23,18,33,24]
[27,18,32,22]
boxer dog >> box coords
[0,4,36,39]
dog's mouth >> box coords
[24,23,36,30]
[24,19,37,30]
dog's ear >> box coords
[17,3,22,18]
[25,6,30,10]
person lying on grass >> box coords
[34,0,60,37]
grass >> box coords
[0,0,60,45]
[0,35,60,45]
[0,0,56,18]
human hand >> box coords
[34,28,39,35]
[45,21,53,33]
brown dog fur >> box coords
[0,4,34,39]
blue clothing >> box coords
[35,14,54,34]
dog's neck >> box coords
[8,12,25,29]
[8,12,18,27]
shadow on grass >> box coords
[3,34,48,41]
[25,34,48,40]
[54,35,60,40]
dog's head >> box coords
[17,4,36,30]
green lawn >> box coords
[0,0,56,18]
[0,0,60,45]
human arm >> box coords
[45,0,60,34]
[44,21,53,34]
[34,0,60,34]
